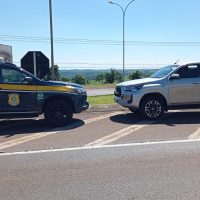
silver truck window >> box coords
[176,65,200,78]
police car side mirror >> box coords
[23,76,33,84]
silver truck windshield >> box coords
[150,65,179,78]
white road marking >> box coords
[1,138,200,157]
[189,127,200,139]
[0,111,125,151]
[84,109,181,147]
[0,131,58,151]
[85,121,154,146]
[0,109,183,151]
[84,111,124,124]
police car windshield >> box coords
[150,65,179,78]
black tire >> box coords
[44,100,73,127]
[140,97,164,120]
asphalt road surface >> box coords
[0,109,200,199]
[1,141,200,200]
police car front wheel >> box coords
[44,100,73,127]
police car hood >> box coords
[118,77,161,86]
[41,80,83,88]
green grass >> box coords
[86,80,115,89]
[88,95,114,105]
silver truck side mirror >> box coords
[170,73,180,80]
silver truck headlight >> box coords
[124,85,143,92]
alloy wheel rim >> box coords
[145,100,162,118]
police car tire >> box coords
[44,100,73,127]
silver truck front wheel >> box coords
[140,97,164,120]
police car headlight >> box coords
[124,85,143,92]
[72,87,86,94]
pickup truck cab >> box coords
[114,62,200,119]
[0,63,89,126]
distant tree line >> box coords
[95,69,123,84]
[95,69,149,84]
[52,65,153,85]
[49,65,88,85]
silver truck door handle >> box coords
[193,82,200,84]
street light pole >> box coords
[108,0,135,82]
[49,0,55,80]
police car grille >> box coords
[80,95,87,105]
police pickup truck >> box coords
[0,62,89,126]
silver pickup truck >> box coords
[114,62,200,120]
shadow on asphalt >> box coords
[0,118,85,138]
[110,113,142,125]
[110,111,200,126]
[1,110,199,138]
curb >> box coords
[86,104,128,112]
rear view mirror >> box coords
[170,73,180,80]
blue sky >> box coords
[1,0,200,69]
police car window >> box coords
[2,68,26,83]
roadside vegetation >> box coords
[56,67,156,87]
[47,66,156,105]
[88,95,114,105]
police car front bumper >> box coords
[74,94,89,113]
[74,102,89,113]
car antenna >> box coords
[174,59,180,64]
